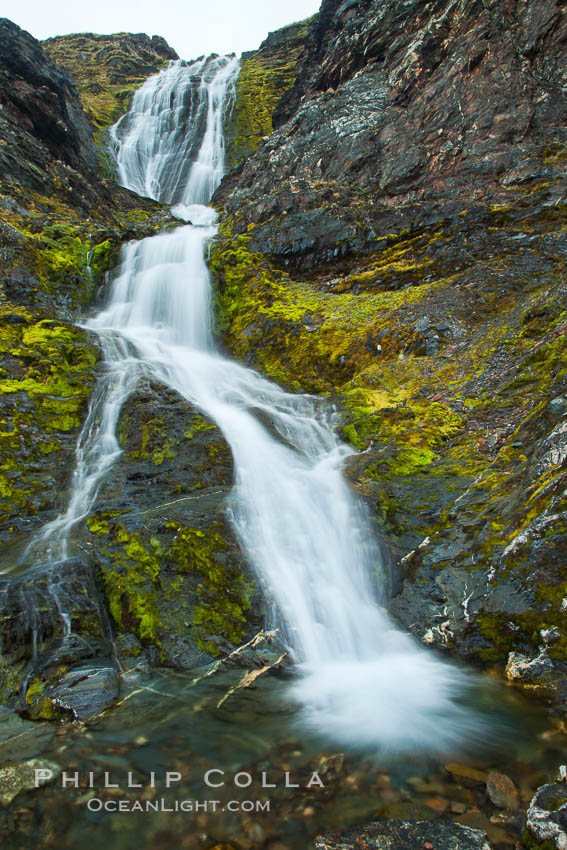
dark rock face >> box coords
[0,558,115,720]
[0,18,97,189]
[314,818,493,849]
[216,0,567,272]
[78,380,261,669]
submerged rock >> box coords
[313,819,493,849]
[485,772,520,810]
[0,707,55,762]
[0,758,60,806]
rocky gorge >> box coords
[0,1,566,849]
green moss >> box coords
[24,678,58,719]
[43,34,170,144]
[96,525,161,643]
[184,416,217,440]
[211,233,452,394]
[522,830,557,850]
[225,19,311,165]
[24,679,45,704]
[89,239,115,276]
[0,313,97,524]
[122,416,177,466]
[91,516,255,659]
[87,517,110,536]
[168,523,251,655]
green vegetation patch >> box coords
[225,19,312,165]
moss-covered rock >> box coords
[211,178,567,706]
[77,381,262,668]
[0,311,97,544]
[224,19,311,166]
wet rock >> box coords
[48,666,119,720]
[0,758,60,806]
[485,772,519,810]
[0,708,55,762]
[526,783,567,850]
[79,380,262,669]
[444,764,488,788]
[548,396,567,417]
[313,819,493,849]
[0,558,114,718]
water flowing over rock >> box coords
[20,46,484,754]
[111,57,239,204]
[212,0,567,710]
[1,2,567,845]
[0,558,114,719]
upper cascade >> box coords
[111,55,239,206]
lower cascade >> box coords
[33,55,482,753]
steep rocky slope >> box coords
[212,0,567,707]
[0,19,169,546]
[224,17,312,166]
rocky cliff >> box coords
[212,0,567,708]
[224,17,313,166]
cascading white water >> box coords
[111,57,237,206]
[35,55,482,752]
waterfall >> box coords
[34,55,481,753]
[110,57,237,206]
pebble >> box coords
[486,772,520,810]
[424,795,449,812]
[444,763,488,787]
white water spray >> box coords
[36,56,481,753]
